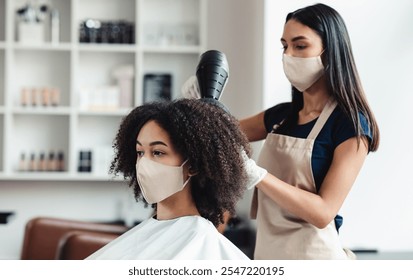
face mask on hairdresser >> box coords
[282,53,324,92]
[136,157,190,204]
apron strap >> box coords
[307,97,337,140]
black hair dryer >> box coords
[196,50,230,111]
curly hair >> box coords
[110,98,251,227]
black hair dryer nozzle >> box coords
[196,50,229,100]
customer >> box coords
[87,99,250,260]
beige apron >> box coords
[251,99,353,260]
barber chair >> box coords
[21,217,127,260]
[56,231,120,260]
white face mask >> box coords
[136,157,190,204]
[282,54,324,92]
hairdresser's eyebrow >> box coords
[280,35,309,43]
[136,140,168,147]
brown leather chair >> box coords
[21,217,128,260]
[56,231,120,260]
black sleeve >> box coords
[263,102,291,133]
[332,111,373,149]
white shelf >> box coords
[0,172,125,182]
[142,45,203,54]
[0,0,206,179]
[12,106,72,115]
[12,43,72,51]
[78,43,137,53]
[77,108,132,116]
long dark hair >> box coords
[282,3,379,151]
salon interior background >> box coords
[0,0,412,259]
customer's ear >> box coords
[188,166,198,176]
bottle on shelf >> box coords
[47,151,57,172]
[37,152,47,171]
[29,153,36,172]
[112,65,134,108]
[78,150,92,172]
[41,88,50,106]
[20,88,30,106]
[50,88,60,106]
[18,153,26,172]
[57,151,65,172]
[31,88,39,106]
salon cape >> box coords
[86,215,249,260]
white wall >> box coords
[207,0,264,119]
[206,0,265,219]
[263,0,413,251]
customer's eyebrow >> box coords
[136,140,168,147]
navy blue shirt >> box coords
[263,102,372,231]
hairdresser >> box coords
[182,3,380,259]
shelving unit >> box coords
[0,0,207,181]
[0,0,5,174]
